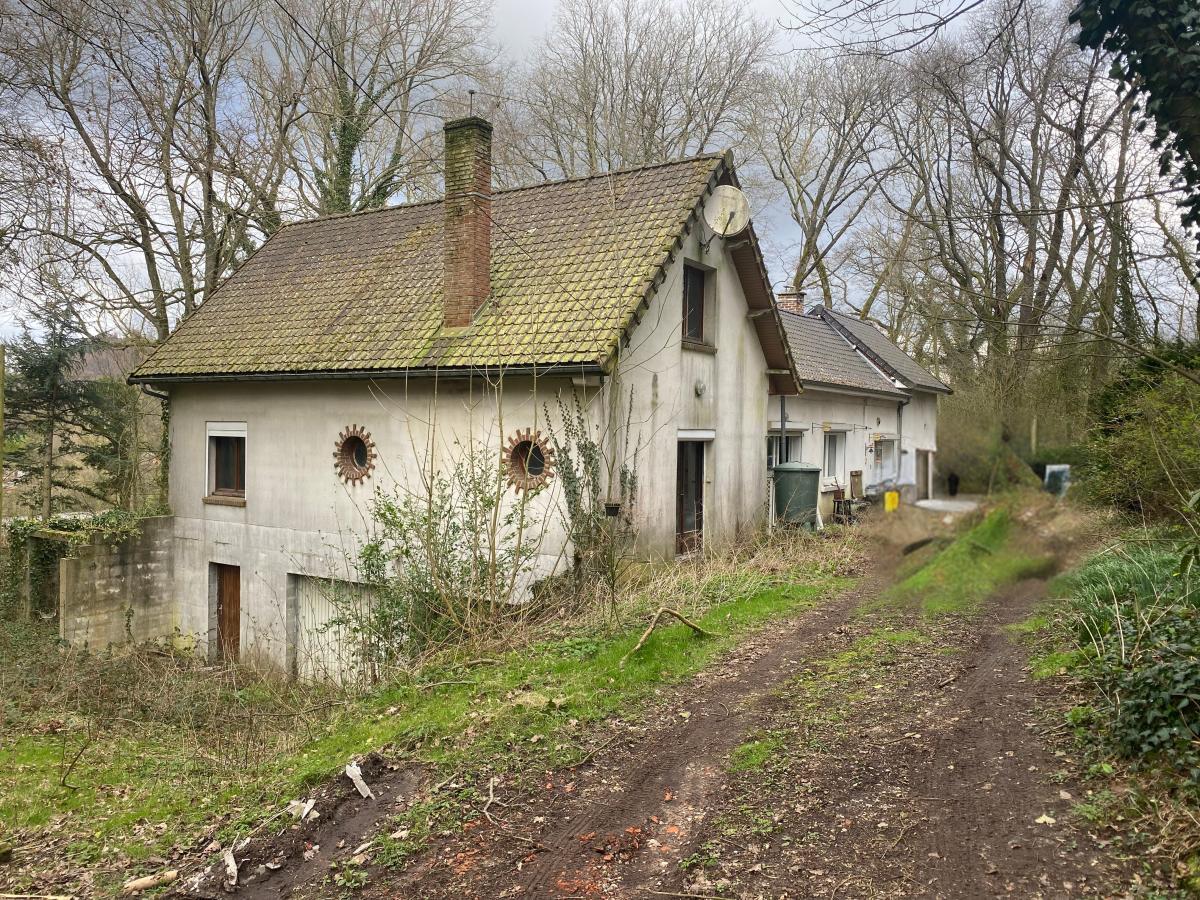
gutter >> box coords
[801,380,909,401]
[128,362,607,386]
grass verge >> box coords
[1011,530,1200,893]
[883,507,1055,616]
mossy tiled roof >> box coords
[132,155,733,381]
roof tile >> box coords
[133,155,725,379]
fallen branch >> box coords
[478,777,543,848]
[565,735,618,770]
[619,608,714,668]
[1,894,77,900]
[120,869,178,895]
[881,822,915,858]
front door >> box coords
[676,441,705,555]
[916,450,930,500]
[215,563,241,661]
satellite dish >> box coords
[703,184,751,237]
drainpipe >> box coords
[897,396,910,487]
[139,384,169,402]
[779,395,787,461]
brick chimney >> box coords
[776,289,807,315]
[442,117,493,330]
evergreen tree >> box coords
[5,300,94,518]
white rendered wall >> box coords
[165,196,773,669]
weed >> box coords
[1073,790,1122,825]
[329,860,369,893]
[679,842,721,871]
[729,732,786,772]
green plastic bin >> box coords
[773,462,821,526]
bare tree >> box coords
[265,0,489,214]
[0,0,265,338]
[820,0,1196,432]
[751,54,898,305]
[502,0,774,180]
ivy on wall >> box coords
[1,510,144,618]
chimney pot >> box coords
[442,116,493,329]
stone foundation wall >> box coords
[59,516,176,649]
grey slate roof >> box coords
[818,309,952,394]
[779,311,907,398]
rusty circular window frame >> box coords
[503,428,555,493]
[334,425,376,484]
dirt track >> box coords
[210,510,1132,899]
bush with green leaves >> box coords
[1059,540,1199,782]
[1100,604,1200,781]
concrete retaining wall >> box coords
[59,516,176,649]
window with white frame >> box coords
[823,431,846,481]
[207,422,246,498]
[767,434,802,469]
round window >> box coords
[334,425,376,484]
[513,440,545,477]
[503,429,554,492]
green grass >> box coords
[884,508,1055,616]
[729,731,787,772]
[0,569,849,893]
[1028,648,1086,680]
[278,575,847,791]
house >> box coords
[122,117,797,673]
[768,299,950,518]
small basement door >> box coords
[676,441,705,555]
[292,575,371,682]
[214,563,241,661]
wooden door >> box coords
[916,450,930,500]
[676,441,704,555]
[215,563,241,661]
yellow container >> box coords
[884,490,900,513]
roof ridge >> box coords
[816,306,951,393]
[494,152,728,196]
[278,152,729,231]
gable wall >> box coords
[613,211,772,557]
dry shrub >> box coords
[531,523,866,641]
[0,622,348,775]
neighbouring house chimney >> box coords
[776,289,806,315]
[442,116,493,329]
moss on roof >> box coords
[132,155,729,381]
